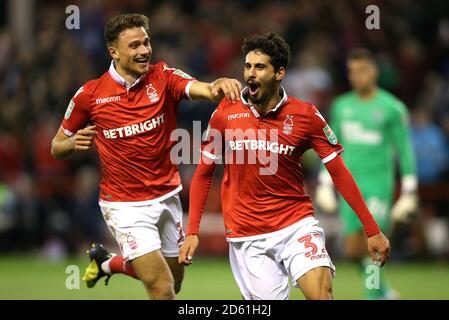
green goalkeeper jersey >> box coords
[330,88,416,191]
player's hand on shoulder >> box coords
[72,125,97,151]
[367,232,391,267]
[178,234,199,266]
[211,78,242,103]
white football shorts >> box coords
[99,194,184,261]
[229,216,335,300]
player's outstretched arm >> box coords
[51,125,97,160]
[324,155,391,265]
[179,158,217,266]
[189,78,242,103]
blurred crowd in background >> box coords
[0,0,448,260]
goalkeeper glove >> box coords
[391,175,418,223]
[315,170,337,213]
[391,192,418,222]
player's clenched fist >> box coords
[72,125,97,151]
[178,235,199,266]
[367,232,391,267]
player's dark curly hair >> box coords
[104,13,150,45]
[242,32,291,71]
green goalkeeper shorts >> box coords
[340,184,393,236]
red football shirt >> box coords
[201,87,344,239]
[61,61,195,203]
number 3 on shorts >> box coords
[298,233,324,257]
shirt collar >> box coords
[108,60,146,90]
[241,86,288,118]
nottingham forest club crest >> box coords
[146,84,159,103]
[323,125,338,145]
[283,115,294,134]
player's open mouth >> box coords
[135,57,150,65]
[248,83,260,96]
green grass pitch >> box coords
[0,256,447,299]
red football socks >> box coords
[108,255,138,279]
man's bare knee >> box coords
[298,267,333,300]
[140,274,175,299]
[131,251,176,300]
[309,282,333,300]
[149,282,175,300]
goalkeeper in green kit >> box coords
[315,48,417,299]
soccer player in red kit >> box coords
[51,14,241,300]
[179,33,390,300]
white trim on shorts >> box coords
[99,185,182,207]
[226,216,313,242]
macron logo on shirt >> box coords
[227,113,250,120]
[96,96,121,104]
